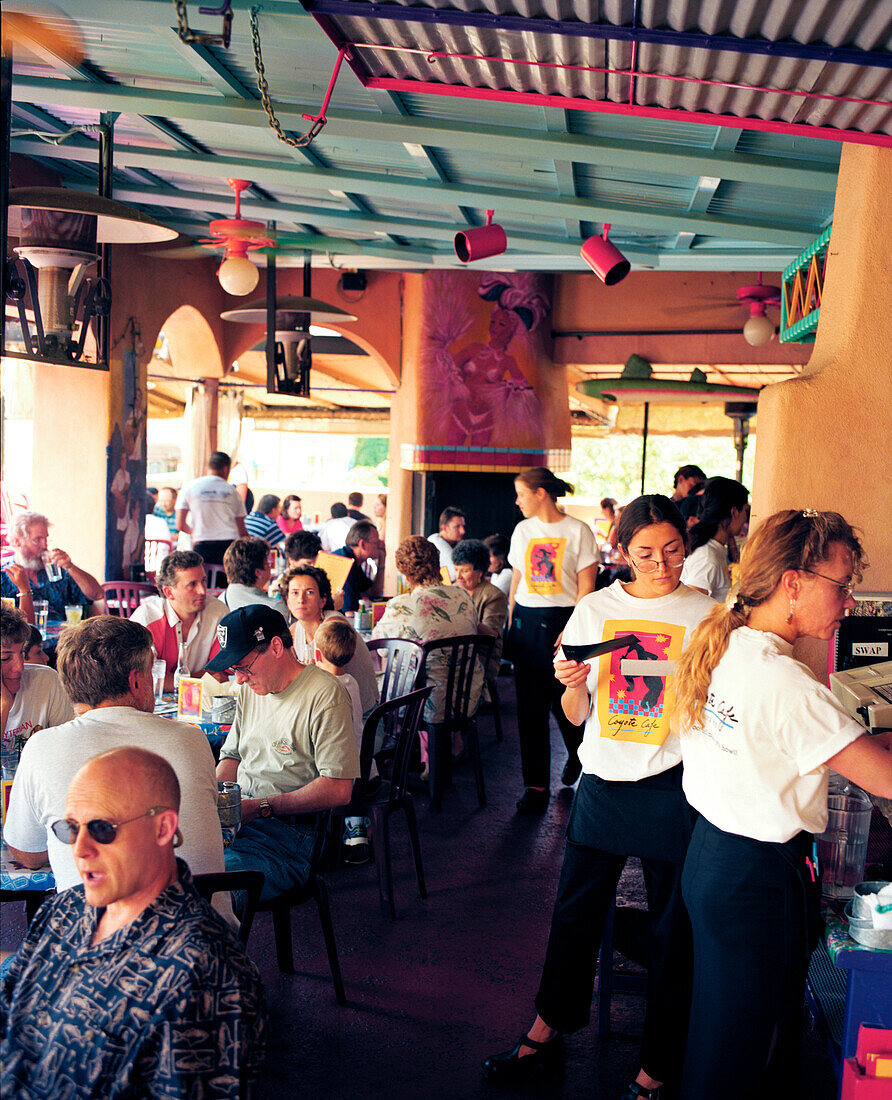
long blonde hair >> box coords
[673,509,865,732]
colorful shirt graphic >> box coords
[524,537,567,596]
[596,619,687,746]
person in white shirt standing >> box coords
[175,451,247,566]
[426,506,466,582]
[507,468,598,814]
[131,551,227,691]
[679,475,749,602]
[674,509,892,1100]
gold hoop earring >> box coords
[785,599,795,625]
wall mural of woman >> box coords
[421,271,552,450]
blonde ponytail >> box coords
[673,593,750,732]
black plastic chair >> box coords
[366,637,426,702]
[420,634,494,813]
[333,686,433,920]
[203,563,227,593]
[192,869,265,945]
[254,811,346,1004]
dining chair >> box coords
[144,537,172,580]
[254,810,346,1004]
[101,581,156,617]
[420,634,495,813]
[192,869,265,946]
[331,686,433,920]
[366,637,426,702]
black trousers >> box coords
[535,773,694,1086]
[194,539,234,567]
[681,817,811,1100]
[509,605,584,789]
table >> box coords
[1,838,54,920]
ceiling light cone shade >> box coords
[8,188,176,243]
[454,215,507,263]
[221,295,357,325]
[743,312,775,347]
[580,234,631,285]
[218,255,260,296]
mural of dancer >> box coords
[421,271,551,449]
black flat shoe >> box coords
[515,788,550,814]
[561,755,582,786]
[482,1033,565,1084]
[620,1083,662,1099]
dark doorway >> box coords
[412,471,519,544]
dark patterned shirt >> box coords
[1,860,267,1099]
[1,566,88,619]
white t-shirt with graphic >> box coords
[175,474,246,543]
[2,665,74,760]
[680,627,865,842]
[509,514,597,608]
[681,539,731,603]
[558,580,716,781]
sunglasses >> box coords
[50,806,170,846]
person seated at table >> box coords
[427,506,466,582]
[153,486,179,538]
[283,529,322,568]
[221,537,289,618]
[483,533,512,595]
[1,747,266,1097]
[277,494,304,536]
[371,536,482,734]
[319,502,354,553]
[131,550,227,690]
[4,615,232,922]
[1,510,103,620]
[346,492,369,521]
[333,520,385,613]
[452,539,508,678]
[1,607,74,773]
[244,494,286,548]
[24,625,49,666]
[282,565,379,716]
[211,605,358,902]
[314,617,371,865]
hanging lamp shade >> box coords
[221,295,357,325]
[8,188,178,244]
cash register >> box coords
[829,660,892,731]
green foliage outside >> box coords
[350,437,389,486]
[566,434,756,505]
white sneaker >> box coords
[343,819,370,865]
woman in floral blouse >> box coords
[372,536,481,726]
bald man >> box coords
[1,747,267,1099]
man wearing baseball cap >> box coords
[210,605,358,900]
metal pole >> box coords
[640,401,649,494]
[265,227,276,395]
[97,112,116,368]
[1,50,12,365]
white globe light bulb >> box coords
[742,313,774,347]
[218,256,259,296]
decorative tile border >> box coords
[400,444,571,473]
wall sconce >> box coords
[580,223,631,285]
[454,209,507,263]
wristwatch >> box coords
[259,798,273,819]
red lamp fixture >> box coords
[737,275,781,347]
[208,179,275,296]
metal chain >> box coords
[173,0,232,49]
[250,6,323,148]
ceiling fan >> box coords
[664,273,781,346]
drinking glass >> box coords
[44,554,63,582]
[34,600,49,634]
[152,659,167,704]
[64,604,83,625]
[817,789,873,899]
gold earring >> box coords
[785,599,795,624]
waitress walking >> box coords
[507,468,598,813]
[485,496,715,1099]
[675,509,892,1100]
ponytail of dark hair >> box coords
[615,494,687,553]
[688,476,750,552]
[515,466,574,502]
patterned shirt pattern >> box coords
[371,584,481,722]
[244,511,285,547]
[153,504,179,537]
[1,567,89,619]
[1,861,267,1099]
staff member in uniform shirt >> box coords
[485,496,715,1098]
[674,509,892,1100]
[679,475,749,602]
[507,468,598,814]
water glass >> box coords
[34,600,49,634]
[817,789,873,899]
[44,555,63,582]
[152,659,167,703]
[64,604,83,625]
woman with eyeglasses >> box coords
[484,495,715,1100]
[680,475,750,602]
[674,509,892,1100]
[507,467,599,814]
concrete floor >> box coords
[2,677,839,1099]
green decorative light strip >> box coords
[780,225,831,344]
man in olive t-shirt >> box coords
[211,606,358,901]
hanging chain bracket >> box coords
[250,6,349,148]
[173,0,233,50]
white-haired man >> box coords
[1,511,103,620]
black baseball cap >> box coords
[205,605,290,671]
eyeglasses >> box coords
[50,806,170,846]
[803,569,856,597]
[627,549,686,573]
[230,648,263,676]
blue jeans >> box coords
[225,817,316,902]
